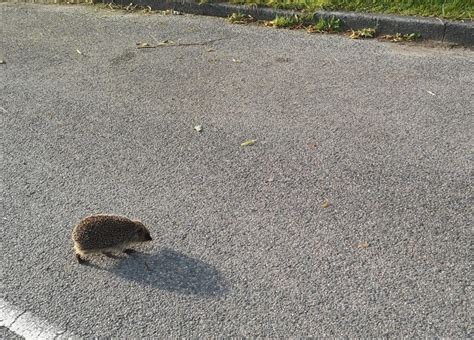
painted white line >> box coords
[0,298,74,339]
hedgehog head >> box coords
[132,221,153,242]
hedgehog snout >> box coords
[141,229,152,242]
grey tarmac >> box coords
[1,3,473,338]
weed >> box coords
[90,1,155,14]
[349,27,376,39]
[266,15,301,28]
[266,14,313,28]
[228,12,255,24]
[307,16,341,33]
[380,32,421,42]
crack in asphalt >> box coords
[7,310,26,328]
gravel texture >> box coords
[1,3,473,337]
[0,327,25,340]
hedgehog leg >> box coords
[76,253,87,264]
[124,249,136,255]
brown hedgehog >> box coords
[72,214,152,264]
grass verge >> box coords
[230,0,473,20]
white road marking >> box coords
[0,298,74,339]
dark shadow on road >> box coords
[109,248,230,297]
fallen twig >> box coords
[137,38,226,49]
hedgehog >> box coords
[72,214,152,264]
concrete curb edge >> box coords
[115,0,474,45]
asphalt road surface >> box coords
[1,3,473,338]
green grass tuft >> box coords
[314,16,341,32]
[267,15,303,27]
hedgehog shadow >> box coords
[109,248,230,297]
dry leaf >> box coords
[125,3,133,10]
[322,200,330,208]
[349,28,376,39]
[228,13,254,24]
[349,30,359,39]
[357,241,369,249]
[232,58,242,63]
[194,125,203,132]
[380,32,420,42]
[137,42,153,48]
[157,40,174,46]
[207,48,215,52]
[161,9,182,15]
[241,139,257,147]
[308,143,317,149]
